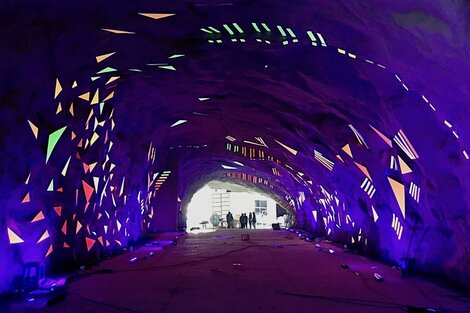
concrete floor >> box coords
[6,229,470,313]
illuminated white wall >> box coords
[186,186,278,229]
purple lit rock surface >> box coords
[0,0,470,293]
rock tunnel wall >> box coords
[1,0,470,291]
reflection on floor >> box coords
[7,229,470,313]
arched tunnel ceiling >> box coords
[1,0,470,290]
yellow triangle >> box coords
[96,52,115,63]
[90,133,100,146]
[79,92,90,101]
[138,13,175,20]
[388,177,405,219]
[7,227,24,244]
[398,156,412,174]
[54,78,62,99]
[342,144,353,158]
[354,162,372,180]
[28,120,39,139]
[89,162,98,172]
[72,81,78,88]
[56,102,62,114]
[91,89,99,105]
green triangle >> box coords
[100,102,104,115]
[46,126,67,163]
[158,65,176,71]
[97,67,117,74]
[47,179,54,191]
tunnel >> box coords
[1,0,470,311]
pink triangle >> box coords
[82,180,94,203]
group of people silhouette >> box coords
[226,212,257,229]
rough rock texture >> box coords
[0,0,470,291]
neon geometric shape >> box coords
[61,220,67,235]
[54,78,62,99]
[46,126,67,163]
[79,92,90,101]
[56,102,62,114]
[274,140,297,155]
[101,28,135,34]
[96,52,115,63]
[388,177,406,219]
[90,133,100,146]
[69,102,74,116]
[371,205,379,222]
[63,242,70,248]
[25,173,31,184]
[47,179,54,191]
[71,131,76,140]
[86,237,95,251]
[22,192,30,203]
[354,162,372,180]
[82,180,94,203]
[37,230,50,243]
[93,177,99,193]
[32,211,45,222]
[369,125,392,147]
[89,162,98,173]
[97,67,116,74]
[159,65,176,71]
[53,205,62,216]
[170,120,187,127]
[72,81,78,88]
[61,156,71,176]
[28,120,39,139]
[336,154,344,162]
[45,245,53,257]
[7,227,24,244]
[76,221,82,234]
[398,156,412,174]
[138,13,175,20]
[91,89,100,105]
[342,144,353,158]
[103,91,114,102]
[106,76,120,85]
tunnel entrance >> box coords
[186,181,290,231]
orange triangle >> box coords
[138,13,175,20]
[91,89,99,105]
[22,192,30,203]
[56,102,62,114]
[71,131,76,140]
[388,177,406,219]
[79,92,90,101]
[342,144,353,158]
[32,211,45,222]
[354,162,372,180]
[54,78,62,99]
[96,52,115,63]
[335,154,344,162]
[37,230,50,243]
[7,227,24,244]
[398,156,412,174]
[86,237,95,251]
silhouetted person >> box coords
[226,212,233,228]
[248,212,253,229]
[252,212,257,229]
[240,213,247,229]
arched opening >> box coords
[186,180,292,231]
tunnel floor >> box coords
[8,229,470,313]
